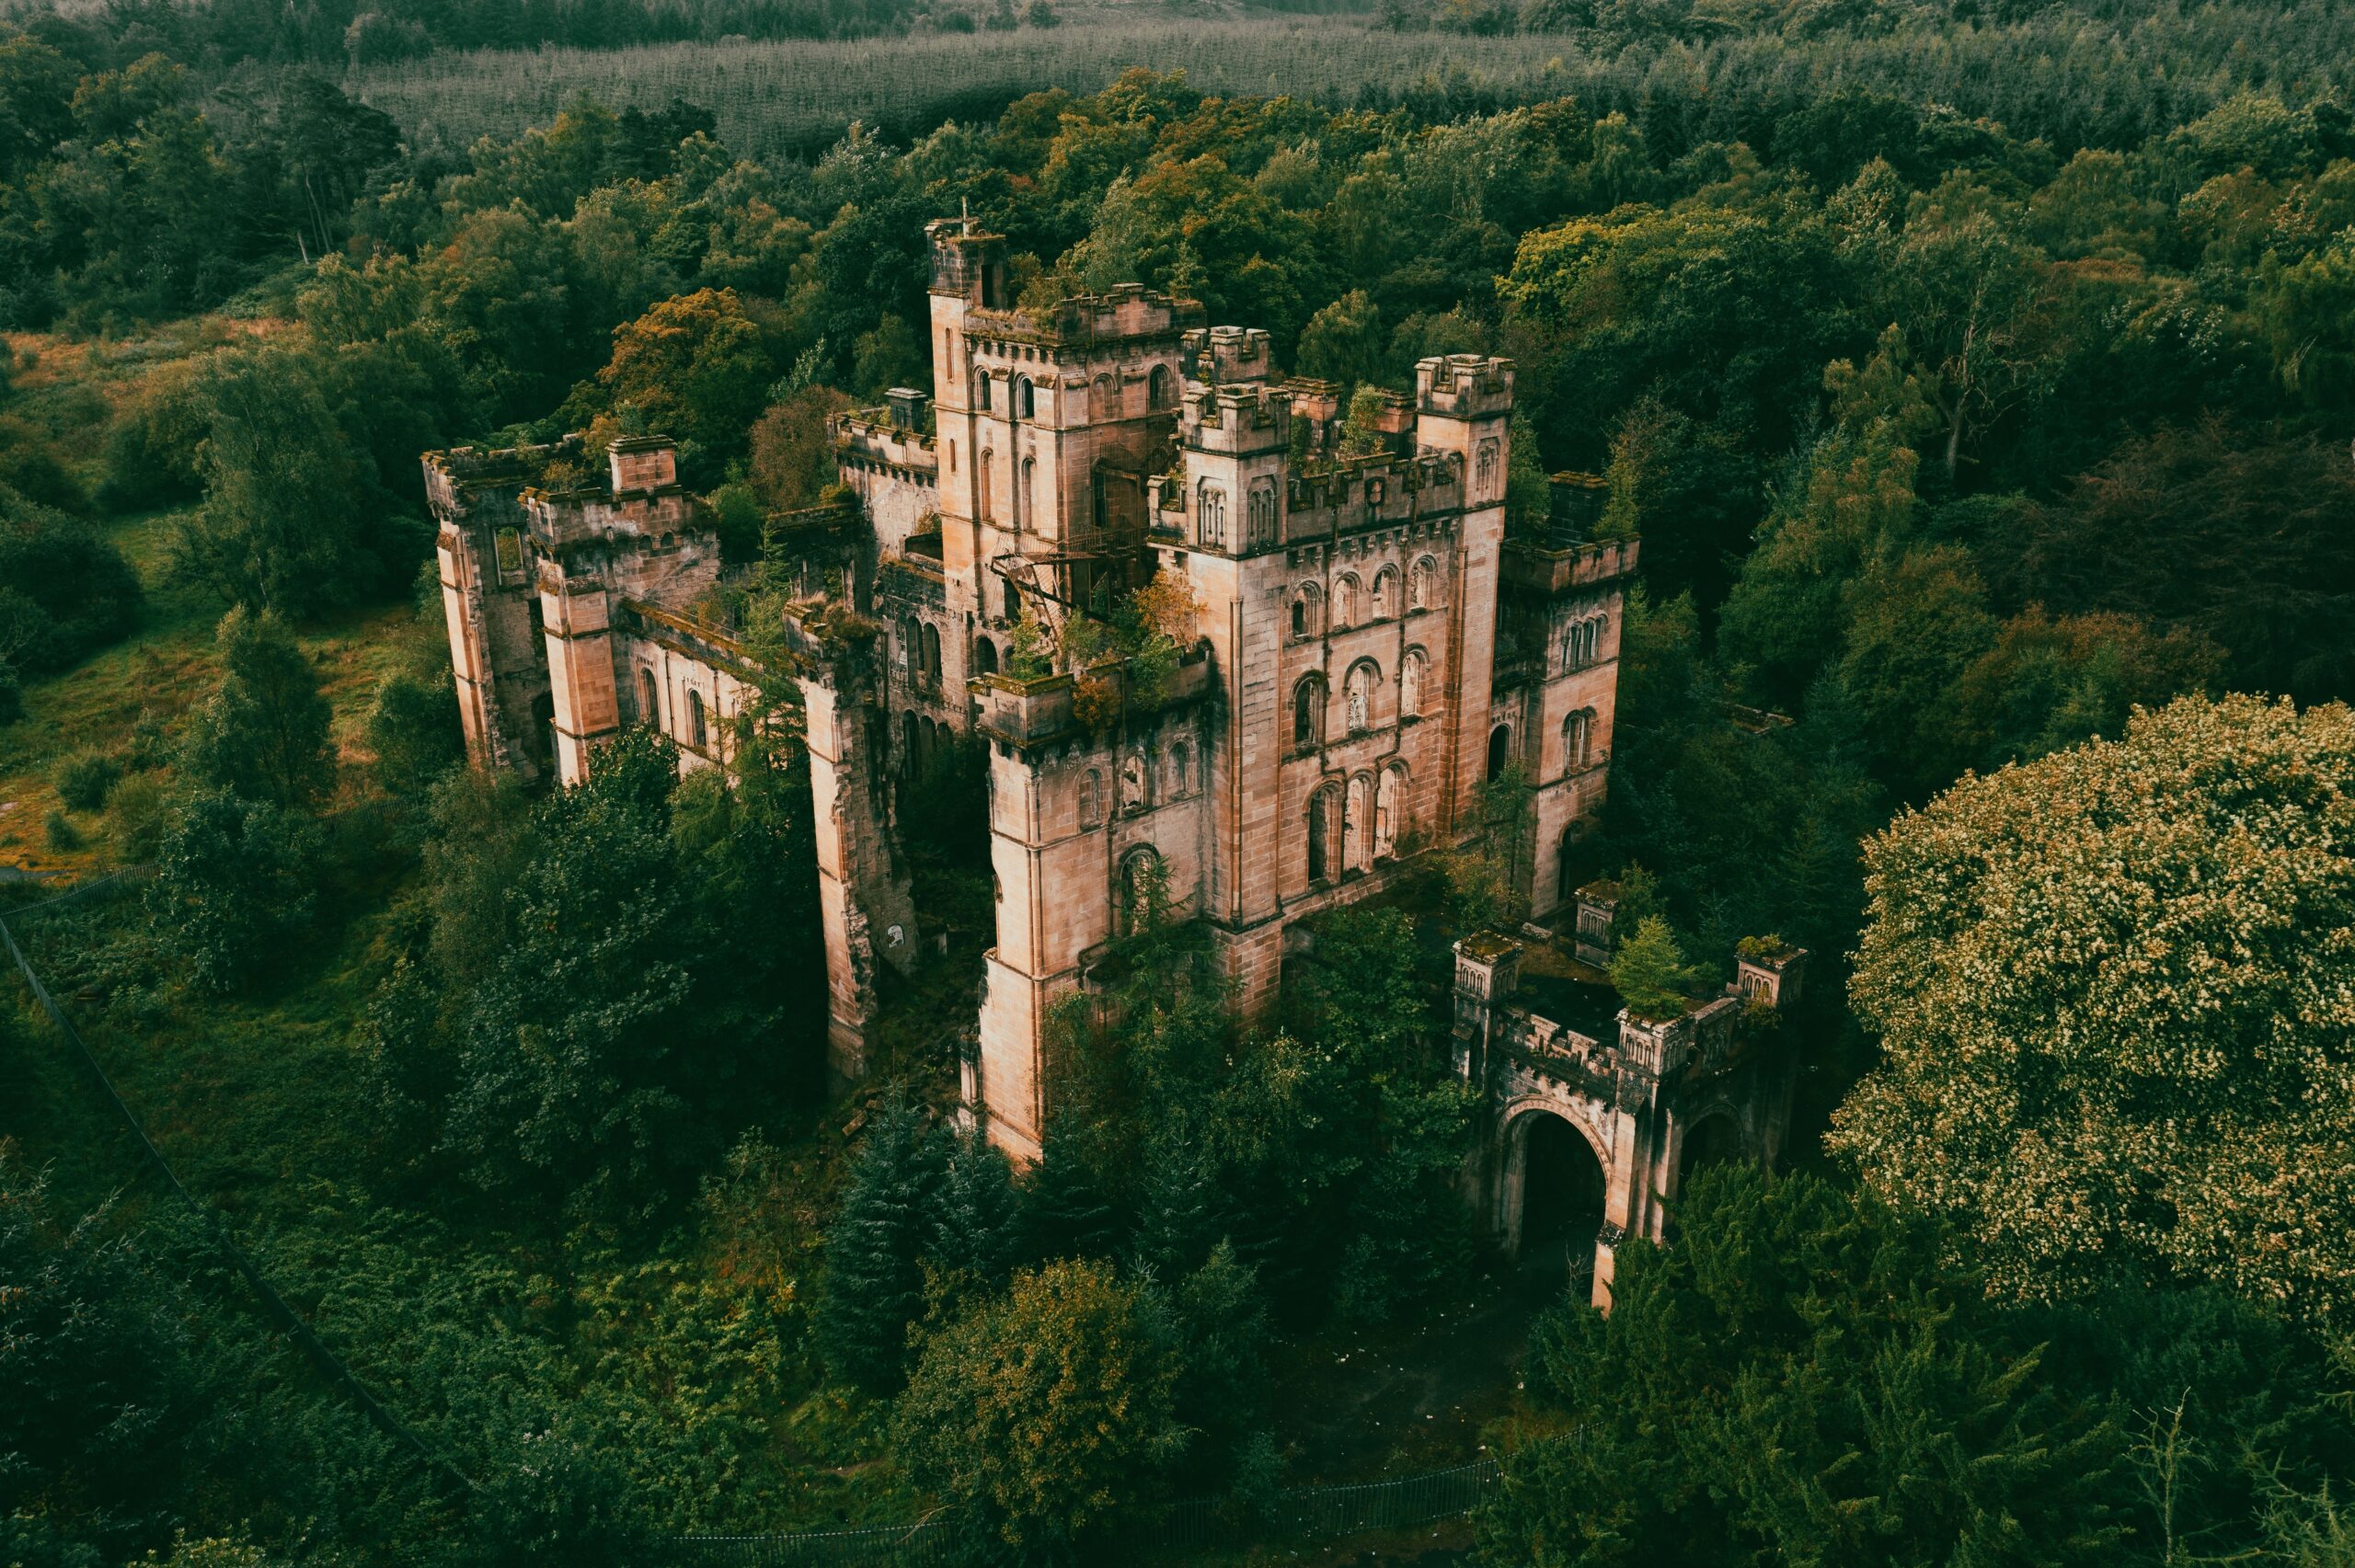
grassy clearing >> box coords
[0,508,425,876]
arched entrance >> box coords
[1678,1112,1744,1187]
[1510,1110,1607,1302]
[1488,723,1512,781]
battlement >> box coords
[422,435,582,517]
[1181,381,1289,455]
[833,407,939,473]
[1183,325,1274,385]
[965,284,1203,350]
[1500,536,1642,597]
[927,217,1011,306]
[1416,354,1515,419]
[971,646,1212,750]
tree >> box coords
[0,1156,229,1563]
[592,287,779,466]
[1607,914,1698,1022]
[1478,1165,2131,1568]
[747,384,854,512]
[171,349,413,616]
[146,790,325,993]
[183,608,335,810]
[0,486,141,673]
[817,1097,942,1394]
[365,669,466,802]
[440,728,708,1205]
[1832,693,2355,1323]
[893,1258,1185,1554]
[1294,289,1385,391]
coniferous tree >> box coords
[928,1123,1020,1298]
[818,1096,943,1394]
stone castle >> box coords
[426,216,1800,1305]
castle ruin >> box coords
[426,216,1798,1304]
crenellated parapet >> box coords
[1453,928,1808,1310]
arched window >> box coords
[1376,764,1406,857]
[1564,708,1593,771]
[1198,484,1226,548]
[979,451,995,522]
[1345,659,1377,735]
[976,371,992,412]
[1559,824,1579,900]
[1003,578,1019,623]
[922,623,941,679]
[1292,675,1325,749]
[688,689,708,750]
[1409,555,1437,610]
[1093,372,1114,419]
[637,667,658,727]
[1015,375,1035,419]
[1118,847,1162,935]
[1148,365,1173,410]
[974,636,999,676]
[1021,456,1036,530]
[1168,739,1189,795]
[1488,723,1512,781]
[902,710,919,772]
[1371,567,1398,620]
[1475,438,1499,501]
[1120,751,1149,812]
[1306,787,1335,884]
[1400,647,1426,717]
[1079,768,1104,828]
[1345,773,1372,872]
[1246,481,1278,547]
[1292,584,1322,639]
[1333,574,1360,629]
[1591,613,1608,662]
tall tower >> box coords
[1411,355,1515,834]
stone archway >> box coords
[1677,1109,1745,1188]
[1501,1106,1608,1301]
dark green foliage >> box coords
[439,729,708,1203]
[0,488,141,674]
[0,1159,215,1562]
[168,349,431,616]
[0,661,21,724]
[144,790,324,993]
[1479,1165,2131,1567]
[817,1096,942,1394]
[364,669,465,802]
[50,748,118,811]
[182,609,335,811]
[893,1257,1186,1557]
[930,1123,1022,1299]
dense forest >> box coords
[4,0,2355,1562]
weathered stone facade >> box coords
[1453,907,1808,1310]
[428,215,1660,1172]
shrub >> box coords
[365,670,465,802]
[0,664,20,726]
[109,773,171,863]
[43,810,79,850]
[52,749,122,812]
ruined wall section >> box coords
[969,654,1215,1163]
[428,442,569,781]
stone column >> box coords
[802,669,919,1083]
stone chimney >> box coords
[886,386,929,431]
[1452,931,1524,1082]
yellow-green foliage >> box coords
[1834,692,2355,1322]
